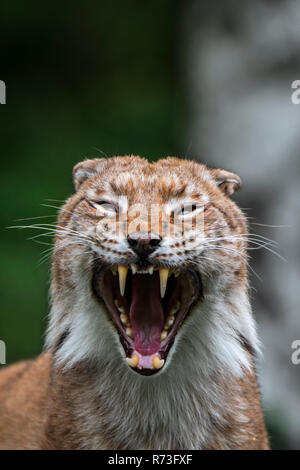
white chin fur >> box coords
[45,262,259,449]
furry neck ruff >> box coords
[44,156,266,450]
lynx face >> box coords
[52,156,247,375]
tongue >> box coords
[130,272,165,355]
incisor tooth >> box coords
[118,265,128,296]
[160,330,168,341]
[131,264,137,275]
[152,355,165,370]
[120,313,129,326]
[170,300,181,315]
[126,354,139,368]
[114,299,125,313]
[165,315,175,328]
[126,327,133,338]
[159,268,169,298]
[148,266,154,275]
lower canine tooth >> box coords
[126,327,133,338]
[118,265,128,296]
[126,354,139,368]
[152,355,165,370]
[159,268,169,298]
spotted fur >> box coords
[0,156,268,449]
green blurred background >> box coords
[0,0,183,362]
[1,0,299,450]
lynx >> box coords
[0,156,269,449]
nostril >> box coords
[127,236,138,247]
[127,231,161,253]
[149,238,161,247]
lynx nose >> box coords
[127,231,161,257]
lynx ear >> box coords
[72,158,107,191]
[211,169,241,196]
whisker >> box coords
[30,238,53,246]
[40,203,76,215]
[91,147,109,159]
[203,245,262,281]
[249,222,291,228]
[43,198,66,203]
[15,215,57,222]
[203,233,286,263]
[8,224,95,249]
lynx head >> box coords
[48,156,255,376]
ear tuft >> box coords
[211,169,242,196]
[72,158,107,191]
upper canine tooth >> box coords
[174,270,180,278]
[118,265,128,296]
[152,355,165,370]
[126,354,139,368]
[148,266,154,275]
[159,268,169,298]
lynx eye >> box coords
[174,203,200,216]
[90,200,119,214]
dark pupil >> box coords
[182,205,196,214]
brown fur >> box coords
[0,156,269,449]
[0,353,268,449]
[0,354,51,449]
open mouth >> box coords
[92,264,201,375]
